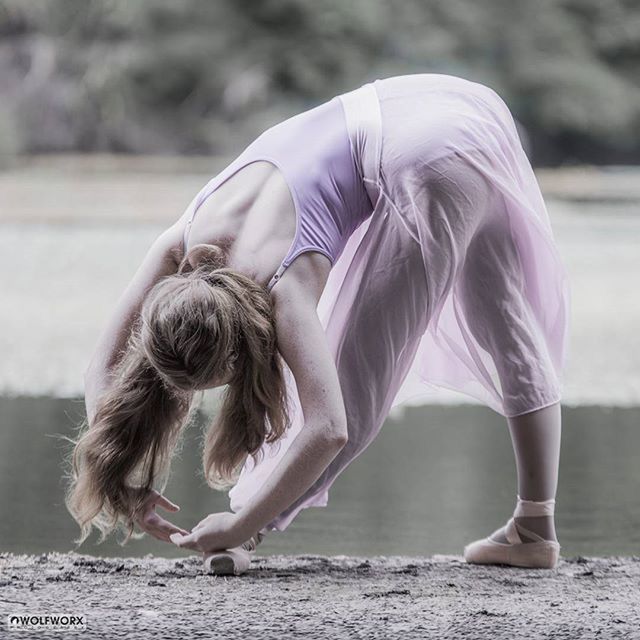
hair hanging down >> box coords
[65,242,291,546]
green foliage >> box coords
[0,0,638,164]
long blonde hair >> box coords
[64,243,291,545]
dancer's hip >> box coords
[337,82,383,211]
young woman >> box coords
[67,73,570,575]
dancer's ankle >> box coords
[487,495,559,544]
[514,515,558,542]
[513,494,558,542]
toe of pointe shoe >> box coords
[203,546,252,576]
[464,537,561,569]
[463,537,507,566]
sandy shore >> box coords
[1,551,639,639]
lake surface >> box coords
[1,397,638,559]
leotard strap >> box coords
[266,262,287,291]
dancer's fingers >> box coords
[192,516,212,532]
[170,531,201,551]
[155,493,180,512]
[153,513,190,537]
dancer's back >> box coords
[183,94,376,292]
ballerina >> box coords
[67,73,570,574]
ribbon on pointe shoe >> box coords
[239,530,265,553]
[513,494,556,518]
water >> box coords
[1,397,638,558]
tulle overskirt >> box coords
[228,74,571,531]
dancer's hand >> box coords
[169,511,243,553]
[134,489,191,543]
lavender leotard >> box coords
[182,96,375,291]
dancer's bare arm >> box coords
[231,273,349,540]
[83,218,187,423]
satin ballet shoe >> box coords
[463,495,561,569]
[203,530,265,576]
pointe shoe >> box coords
[203,530,265,576]
[463,495,561,569]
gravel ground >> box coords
[1,551,639,639]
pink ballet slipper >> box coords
[203,531,265,576]
[463,496,561,569]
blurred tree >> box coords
[0,0,638,164]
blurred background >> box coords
[2,0,640,164]
[1,0,639,558]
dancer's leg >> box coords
[459,209,563,546]
[509,403,562,500]
[490,402,561,543]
